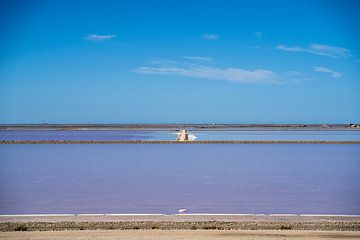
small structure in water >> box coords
[176,129,197,141]
[178,208,188,213]
[177,129,189,141]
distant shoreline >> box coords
[1,140,360,144]
[0,123,359,131]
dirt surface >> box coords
[1,230,360,240]
[1,215,359,232]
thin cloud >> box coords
[313,66,342,77]
[201,33,219,40]
[85,34,116,41]
[147,58,179,66]
[277,44,351,58]
[184,56,213,61]
[136,65,278,84]
[285,71,315,83]
[254,31,263,38]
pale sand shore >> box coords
[1,214,360,223]
[1,230,360,240]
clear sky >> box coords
[1,0,359,124]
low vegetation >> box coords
[1,221,359,232]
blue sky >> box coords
[0,0,359,124]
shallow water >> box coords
[1,130,360,141]
[0,144,359,214]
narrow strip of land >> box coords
[1,140,360,144]
[1,123,358,130]
[2,214,360,223]
[1,214,359,231]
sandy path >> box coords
[1,230,360,240]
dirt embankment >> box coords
[1,221,359,232]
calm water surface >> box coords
[1,130,360,141]
[0,144,359,214]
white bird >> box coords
[178,208,187,213]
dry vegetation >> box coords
[1,220,360,232]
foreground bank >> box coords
[1,214,359,232]
[1,229,360,240]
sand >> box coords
[2,214,360,223]
[1,229,360,240]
